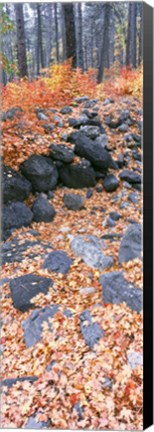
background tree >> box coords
[63,3,76,68]
[14,3,27,77]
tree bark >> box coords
[97,3,111,83]
[63,3,76,68]
[126,3,137,68]
[77,3,84,70]
[37,4,45,69]
[54,3,60,63]
[14,3,28,77]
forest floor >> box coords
[1,89,143,429]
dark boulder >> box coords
[2,201,33,238]
[2,165,32,204]
[69,131,111,172]
[22,305,59,347]
[86,188,93,199]
[80,125,100,139]
[2,107,22,121]
[119,169,141,184]
[42,250,72,274]
[60,106,73,114]
[100,271,142,313]
[10,274,53,312]
[49,144,74,164]
[32,196,56,222]
[103,174,119,192]
[63,193,84,210]
[119,224,142,264]
[109,211,121,221]
[80,309,104,349]
[20,155,58,192]
[59,161,96,188]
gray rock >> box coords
[123,181,132,189]
[103,174,119,192]
[109,212,121,221]
[80,125,100,139]
[118,123,129,133]
[53,115,64,127]
[43,123,55,133]
[48,191,54,199]
[127,351,143,369]
[74,96,89,103]
[70,132,111,172]
[120,201,129,209]
[10,274,53,312]
[106,217,116,228]
[25,413,49,429]
[1,376,38,388]
[119,169,141,184]
[71,235,113,270]
[79,287,96,295]
[2,201,33,239]
[32,196,56,222]
[49,144,74,164]
[59,161,96,188]
[1,236,53,265]
[80,310,104,349]
[119,110,130,122]
[100,271,142,313]
[86,188,93,199]
[22,305,59,347]
[119,224,142,264]
[2,165,32,204]
[69,132,111,172]
[84,99,98,108]
[94,134,108,147]
[128,192,139,204]
[63,193,84,210]
[60,106,72,114]
[2,107,22,121]
[20,155,58,192]
[37,112,48,121]
[42,250,72,274]
[73,403,84,421]
[96,185,103,193]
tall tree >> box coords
[138,3,143,65]
[126,3,137,68]
[77,3,84,70]
[63,3,76,68]
[14,3,27,77]
[97,3,111,83]
[36,4,45,70]
[54,3,60,63]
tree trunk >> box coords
[37,4,45,69]
[47,3,53,66]
[14,3,28,78]
[63,3,76,68]
[54,3,59,63]
[77,3,84,70]
[138,4,143,65]
[97,3,111,83]
[126,3,137,68]
[131,3,137,68]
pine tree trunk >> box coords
[37,4,45,69]
[63,3,76,68]
[138,4,143,65]
[54,3,60,63]
[14,4,28,78]
[97,3,111,83]
[77,3,84,70]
